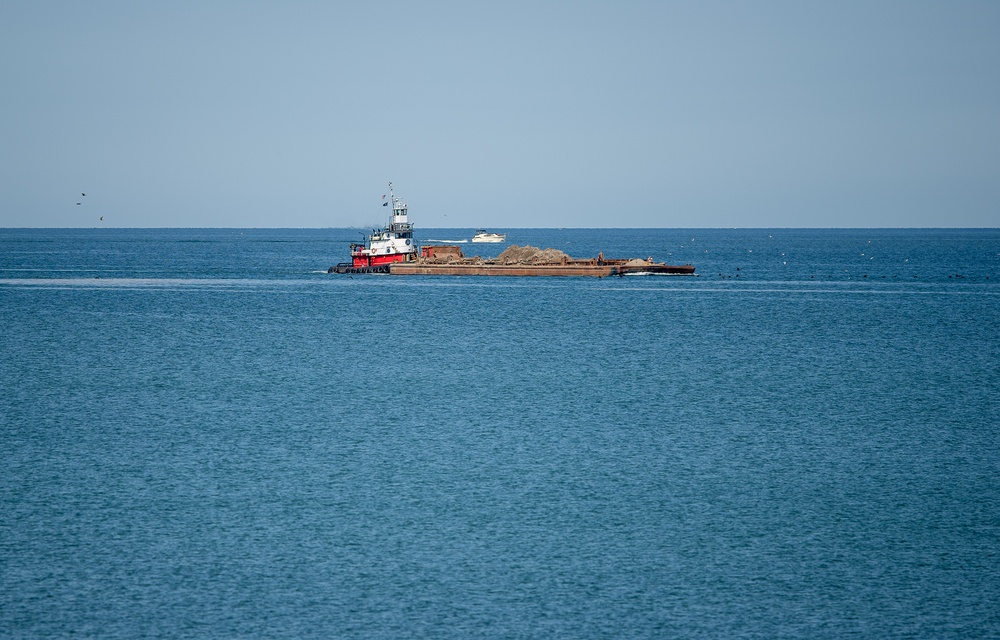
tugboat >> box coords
[329,182,417,274]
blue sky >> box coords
[2,1,998,228]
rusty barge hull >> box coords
[392,263,616,277]
[389,262,695,277]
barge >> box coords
[328,183,695,277]
[391,245,695,277]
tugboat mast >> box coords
[387,181,412,235]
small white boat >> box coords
[471,230,506,243]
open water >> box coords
[2,228,999,638]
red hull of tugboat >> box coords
[352,253,409,268]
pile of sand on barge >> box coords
[416,244,575,265]
[487,246,658,267]
[392,243,695,276]
[494,245,572,265]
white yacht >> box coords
[471,230,506,243]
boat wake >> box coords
[622,271,696,276]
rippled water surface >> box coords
[2,228,999,638]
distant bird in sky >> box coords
[76,202,81,205]
[81,193,86,196]
[100,216,103,221]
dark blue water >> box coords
[2,228,999,638]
